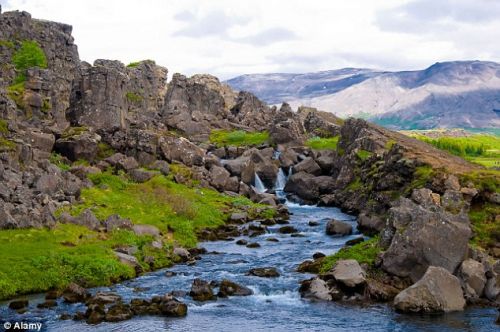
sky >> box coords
[2,0,500,80]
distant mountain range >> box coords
[225,61,500,130]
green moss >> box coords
[126,60,155,68]
[12,40,47,84]
[356,149,373,161]
[61,126,88,139]
[305,136,339,150]
[49,152,71,171]
[65,172,272,248]
[0,224,152,300]
[469,202,500,249]
[97,142,115,160]
[0,137,16,151]
[346,177,363,190]
[460,170,500,193]
[320,236,381,273]
[385,139,396,150]
[0,119,8,135]
[41,98,51,113]
[0,40,15,49]
[407,165,435,192]
[6,81,25,109]
[125,92,143,103]
[210,130,269,147]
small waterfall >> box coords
[275,168,287,191]
[254,172,267,193]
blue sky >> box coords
[2,0,500,79]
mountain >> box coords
[226,61,500,130]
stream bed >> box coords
[0,203,497,331]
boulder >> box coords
[114,252,142,273]
[128,169,154,183]
[382,197,471,282]
[63,283,90,303]
[159,136,205,167]
[104,214,133,232]
[357,213,384,235]
[150,160,170,176]
[394,266,466,313]
[328,259,366,288]
[229,212,247,223]
[284,172,319,202]
[74,209,101,230]
[278,225,298,234]
[218,279,253,297]
[247,267,280,278]
[159,297,188,317]
[459,259,486,298]
[87,292,122,305]
[55,131,100,162]
[325,219,352,236]
[9,299,28,310]
[269,103,305,144]
[173,247,191,262]
[105,303,133,322]
[132,224,160,237]
[293,157,321,176]
[190,278,215,301]
[299,277,332,301]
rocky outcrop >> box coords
[269,103,305,144]
[394,266,466,313]
[327,259,366,288]
[190,278,215,301]
[325,219,353,236]
[381,194,471,282]
[299,106,342,138]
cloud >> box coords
[234,27,297,46]
[173,9,250,38]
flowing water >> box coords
[0,181,497,331]
[253,172,267,193]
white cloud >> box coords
[1,0,499,79]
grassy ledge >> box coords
[209,130,269,147]
[320,236,381,273]
[305,136,339,150]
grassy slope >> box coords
[209,130,269,147]
[305,136,339,150]
[0,170,273,300]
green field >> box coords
[305,136,339,150]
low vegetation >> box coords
[469,202,500,250]
[320,236,381,273]
[305,136,339,150]
[125,91,143,103]
[210,130,269,147]
[356,149,372,161]
[409,133,500,168]
[12,40,48,83]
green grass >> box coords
[346,177,363,190]
[210,130,269,147]
[460,170,500,193]
[356,149,372,161]
[469,202,500,249]
[0,137,16,151]
[49,152,71,171]
[6,81,25,109]
[65,172,273,248]
[97,142,115,160]
[406,165,435,193]
[320,236,381,273]
[410,133,500,168]
[125,92,143,103]
[0,224,149,300]
[126,60,155,68]
[0,119,8,135]
[305,136,339,150]
[0,40,15,49]
[12,40,47,84]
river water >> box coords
[0,203,497,331]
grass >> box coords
[49,152,71,171]
[0,224,149,300]
[97,142,115,160]
[356,149,372,161]
[320,236,381,273]
[460,170,500,193]
[64,172,274,248]
[126,60,155,68]
[346,177,363,190]
[0,40,15,49]
[125,92,143,103]
[61,126,88,139]
[410,133,500,168]
[6,82,25,109]
[12,40,47,84]
[305,136,339,150]
[0,137,16,151]
[0,119,8,135]
[406,165,435,193]
[468,202,500,249]
[210,130,269,147]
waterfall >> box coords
[275,168,287,191]
[254,172,267,193]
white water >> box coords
[275,168,288,191]
[254,172,267,193]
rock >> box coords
[128,169,154,183]
[246,242,261,248]
[293,157,321,176]
[159,297,188,317]
[173,247,191,262]
[325,219,353,236]
[297,259,324,273]
[63,283,90,303]
[382,197,471,282]
[365,279,400,302]
[308,221,319,226]
[37,300,57,308]
[132,224,160,237]
[190,278,215,301]
[87,292,122,305]
[9,299,28,310]
[159,136,205,167]
[394,266,466,313]
[218,279,253,297]
[459,259,486,298]
[104,214,133,232]
[345,237,364,246]
[266,237,279,242]
[299,277,332,301]
[300,107,342,138]
[269,103,305,144]
[229,212,248,223]
[150,160,170,176]
[284,172,319,203]
[74,209,101,230]
[114,252,142,273]
[117,156,139,171]
[236,239,248,246]
[328,259,366,288]
[357,213,384,235]
[55,131,100,162]
[105,303,133,322]
[313,252,326,259]
[247,267,280,278]
[278,225,298,234]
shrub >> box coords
[12,40,47,83]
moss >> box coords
[385,139,396,150]
[407,165,435,192]
[41,98,51,113]
[126,60,155,68]
[346,177,363,190]
[61,126,88,139]
[97,142,115,160]
[210,130,269,147]
[320,236,381,273]
[49,152,71,171]
[64,172,272,248]
[0,119,8,135]
[0,40,15,49]
[469,202,500,249]
[0,137,16,151]
[460,170,500,193]
[125,92,143,103]
[6,81,25,109]
[305,136,339,150]
[356,149,373,161]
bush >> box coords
[12,40,47,83]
